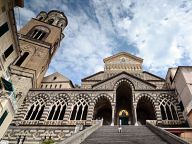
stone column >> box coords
[134,105,138,126]
[111,104,115,126]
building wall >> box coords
[0,0,23,139]
[166,67,192,127]
[10,10,68,107]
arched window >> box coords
[39,17,43,21]
[15,52,29,66]
[50,84,52,88]
[28,26,50,41]
[25,98,45,120]
[47,19,54,25]
[47,98,68,120]
[70,98,89,120]
[160,99,178,120]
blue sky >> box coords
[14,0,192,84]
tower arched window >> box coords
[47,98,68,120]
[15,52,29,66]
[47,19,54,25]
[39,17,43,21]
[30,29,46,40]
[70,98,89,120]
[28,26,50,41]
[160,99,178,120]
[25,98,45,120]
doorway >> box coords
[116,81,133,125]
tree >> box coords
[41,137,54,144]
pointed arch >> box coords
[113,78,135,91]
[25,98,45,120]
[70,93,90,120]
[47,97,68,120]
[93,95,112,125]
[136,94,157,125]
[156,93,179,120]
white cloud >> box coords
[15,0,192,83]
[91,0,192,77]
[14,7,36,30]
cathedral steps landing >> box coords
[81,125,169,144]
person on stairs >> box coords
[118,119,122,133]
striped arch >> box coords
[135,93,158,124]
[49,93,70,103]
[73,93,92,104]
[113,78,135,90]
[93,93,113,125]
[27,93,49,103]
[156,93,181,121]
[93,93,113,105]
[135,93,156,106]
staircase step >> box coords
[81,126,169,144]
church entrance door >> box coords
[115,81,133,125]
[119,110,129,125]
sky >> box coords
[14,0,192,84]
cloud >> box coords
[15,0,192,84]
[14,7,36,30]
[91,0,192,76]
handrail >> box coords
[59,119,103,144]
[146,121,189,144]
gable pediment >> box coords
[92,72,156,90]
[104,52,143,65]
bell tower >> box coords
[10,10,68,106]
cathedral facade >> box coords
[2,10,187,143]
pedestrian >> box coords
[118,124,122,133]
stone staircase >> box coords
[81,125,169,144]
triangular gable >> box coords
[92,71,156,90]
[43,72,71,82]
[143,71,165,81]
[82,71,104,81]
[103,52,143,64]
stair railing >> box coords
[146,120,189,144]
[58,120,103,144]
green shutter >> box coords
[1,77,13,91]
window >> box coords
[179,101,184,112]
[4,45,14,59]
[169,76,173,84]
[30,30,46,40]
[160,99,178,120]
[25,99,45,120]
[48,99,68,120]
[39,17,43,21]
[0,110,8,126]
[0,22,9,37]
[70,98,88,120]
[15,52,29,66]
[28,26,50,41]
[47,19,54,25]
